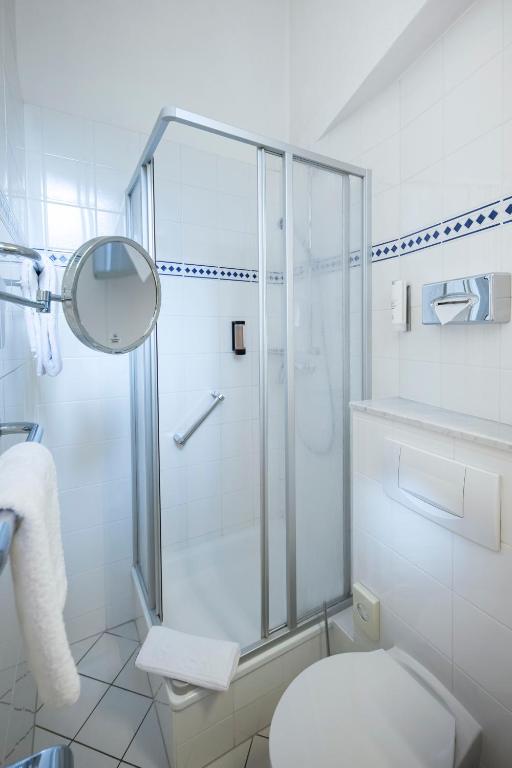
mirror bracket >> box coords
[0,289,68,313]
[0,236,160,353]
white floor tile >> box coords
[75,686,151,758]
[123,705,168,768]
[70,634,102,664]
[114,652,152,697]
[258,727,270,738]
[78,633,139,683]
[108,621,140,642]
[33,727,69,751]
[36,676,108,739]
[246,736,271,768]
[70,742,119,768]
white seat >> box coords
[269,649,481,768]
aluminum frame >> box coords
[128,162,163,618]
[257,148,270,639]
[127,106,372,654]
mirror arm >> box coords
[0,289,69,313]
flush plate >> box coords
[384,439,501,551]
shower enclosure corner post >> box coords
[127,158,162,619]
[362,168,372,401]
[284,151,297,631]
[341,173,352,602]
[257,148,270,640]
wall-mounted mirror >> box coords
[0,236,161,354]
[61,237,161,353]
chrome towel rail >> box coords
[0,510,20,576]
[0,421,43,577]
[0,242,42,263]
[173,391,224,446]
[0,422,44,443]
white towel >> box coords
[0,442,80,707]
[20,256,62,377]
[20,258,43,375]
[38,254,62,377]
[136,626,240,691]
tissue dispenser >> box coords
[422,273,510,325]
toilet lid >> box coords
[270,650,455,768]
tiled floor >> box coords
[33,621,272,768]
[244,734,271,768]
[34,621,168,768]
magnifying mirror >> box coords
[61,237,161,353]
[0,236,161,355]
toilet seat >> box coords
[269,649,456,768]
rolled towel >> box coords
[38,254,62,377]
[136,626,240,692]
[0,442,80,707]
[20,258,43,375]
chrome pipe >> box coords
[0,241,41,262]
[0,422,44,443]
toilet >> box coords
[269,648,482,768]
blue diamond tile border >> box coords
[34,193,512,279]
[372,197,507,264]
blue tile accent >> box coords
[372,237,401,263]
[371,196,509,263]
[442,200,501,244]
[158,260,258,282]
[33,191,512,278]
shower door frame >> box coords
[127,106,372,651]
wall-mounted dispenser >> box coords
[422,273,510,325]
[391,280,410,332]
[232,321,246,355]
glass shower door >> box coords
[153,125,264,649]
[292,160,348,620]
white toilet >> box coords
[270,648,482,768]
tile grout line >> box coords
[67,633,132,742]
[117,700,154,766]
[35,725,145,768]
[69,631,154,762]
[71,736,143,767]
[77,671,154,701]
[243,735,254,768]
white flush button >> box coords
[352,582,380,642]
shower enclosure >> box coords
[127,107,370,655]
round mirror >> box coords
[61,236,161,354]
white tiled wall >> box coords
[0,2,38,763]
[319,0,512,423]
[352,410,512,767]
[22,103,147,640]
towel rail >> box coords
[0,422,44,443]
[173,391,224,446]
[0,242,42,263]
[0,421,43,576]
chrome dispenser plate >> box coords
[422,273,511,325]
